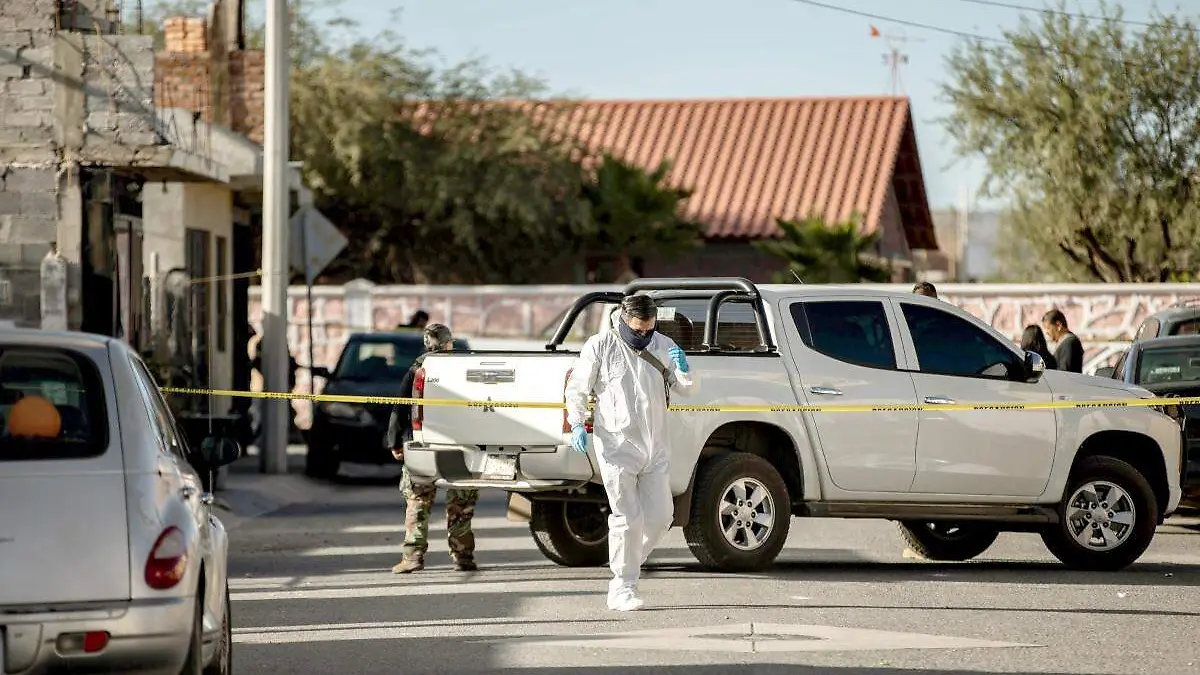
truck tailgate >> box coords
[419,353,576,447]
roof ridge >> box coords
[509,95,911,105]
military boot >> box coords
[453,557,477,572]
[391,555,425,574]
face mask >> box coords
[618,320,655,351]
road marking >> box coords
[233,617,608,645]
[233,620,1040,652]
[517,622,1040,653]
[232,579,605,601]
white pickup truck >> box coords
[404,278,1185,573]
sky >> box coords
[302,0,1194,211]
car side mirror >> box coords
[200,436,242,469]
[311,366,332,379]
[1093,366,1115,378]
[1023,350,1046,382]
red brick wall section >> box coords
[229,51,264,143]
[153,50,264,144]
[154,52,211,118]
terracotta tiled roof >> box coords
[530,96,938,250]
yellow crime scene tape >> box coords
[159,387,1200,413]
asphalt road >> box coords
[224,468,1200,675]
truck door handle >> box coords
[809,386,843,396]
[923,396,957,405]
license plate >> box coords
[480,455,517,480]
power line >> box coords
[788,0,1006,43]
[954,0,1186,31]
[788,0,1197,68]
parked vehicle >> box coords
[404,278,1185,573]
[1095,335,1200,512]
[0,329,241,674]
[1132,300,1200,341]
[305,331,469,478]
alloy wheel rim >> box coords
[1065,480,1136,550]
[718,477,775,551]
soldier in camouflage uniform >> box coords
[385,323,480,573]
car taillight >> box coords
[562,369,593,434]
[412,367,426,431]
[145,526,188,590]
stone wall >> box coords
[248,281,1200,428]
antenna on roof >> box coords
[790,269,805,284]
[870,25,923,95]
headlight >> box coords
[322,402,359,419]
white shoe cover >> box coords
[607,588,645,611]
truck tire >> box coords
[530,500,609,567]
[1040,455,1158,571]
[304,433,339,479]
[684,452,790,572]
[896,521,999,561]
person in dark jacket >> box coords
[1041,309,1084,372]
[385,323,480,574]
[1019,324,1058,370]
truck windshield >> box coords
[334,339,425,381]
[1135,345,1200,386]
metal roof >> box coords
[534,96,938,249]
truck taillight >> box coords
[562,369,593,434]
[412,367,425,431]
[145,526,188,590]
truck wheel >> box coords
[1040,455,1158,571]
[530,500,609,567]
[896,521,999,561]
[684,452,790,572]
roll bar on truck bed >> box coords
[544,277,777,353]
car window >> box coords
[129,356,189,461]
[0,346,108,461]
[791,301,897,369]
[651,298,762,352]
[1134,318,1160,341]
[1135,345,1200,385]
[901,303,1022,379]
[1111,351,1128,379]
[1171,318,1200,336]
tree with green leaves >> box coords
[940,1,1200,283]
[578,153,704,283]
[754,214,891,284]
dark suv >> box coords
[305,331,469,478]
[1132,301,1200,341]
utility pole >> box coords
[260,0,291,474]
[870,25,923,95]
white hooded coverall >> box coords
[564,311,698,600]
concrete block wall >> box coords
[1,0,59,326]
[80,34,160,158]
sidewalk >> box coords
[211,445,336,530]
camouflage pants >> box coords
[400,466,480,561]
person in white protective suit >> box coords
[564,294,699,611]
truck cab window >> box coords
[793,301,896,369]
[901,303,1022,379]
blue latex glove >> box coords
[668,346,690,373]
[570,424,588,454]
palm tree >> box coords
[755,214,892,283]
[580,153,705,282]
